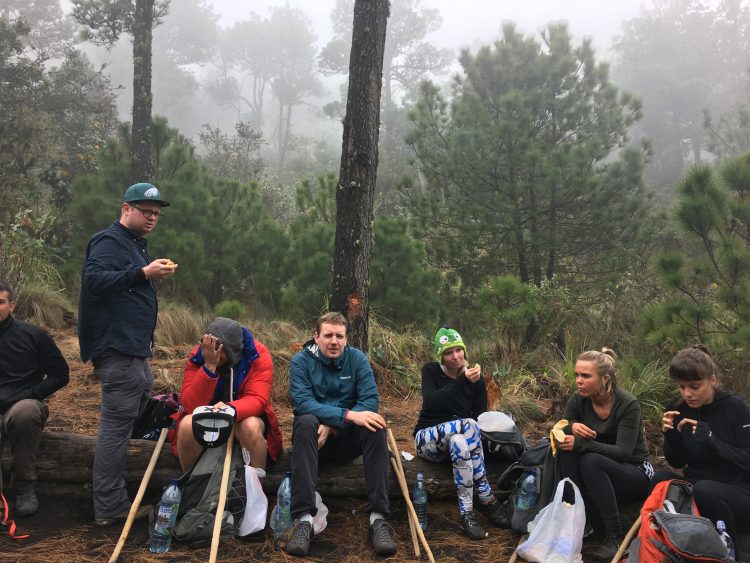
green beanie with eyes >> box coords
[434,327,467,362]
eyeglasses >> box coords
[129,204,164,219]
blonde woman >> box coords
[554,349,652,561]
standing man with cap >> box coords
[0,280,69,517]
[78,182,175,527]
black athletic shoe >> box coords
[460,510,488,540]
[592,534,623,561]
[368,518,397,556]
[286,520,314,557]
[476,497,510,528]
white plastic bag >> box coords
[237,449,268,537]
[477,410,516,432]
[516,478,585,563]
[269,490,328,535]
[312,491,328,534]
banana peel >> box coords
[549,418,569,456]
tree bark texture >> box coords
[131,0,154,183]
[1,431,511,499]
[331,0,390,352]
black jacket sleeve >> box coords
[30,330,69,400]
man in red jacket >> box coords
[174,317,282,471]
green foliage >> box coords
[0,209,61,289]
[213,299,247,321]
[404,23,654,307]
[619,359,674,426]
[370,217,442,327]
[643,154,750,368]
[69,117,289,310]
[475,275,572,357]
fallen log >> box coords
[1,432,512,499]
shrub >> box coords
[213,299,247,321]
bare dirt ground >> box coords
[0,327,616,562]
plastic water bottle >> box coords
[716,520,736,560]
[412,472,428,530]
[515,469,538,510]
[150,480,181,553]
[272,471,293,542]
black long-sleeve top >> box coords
[413,361,487,435]
[0,315,70,413]
[563,387,650,464]
[663,389,750,485]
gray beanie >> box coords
[206,317,243,367]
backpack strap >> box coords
[1,492,29,540]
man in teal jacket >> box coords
[285,312,396,557]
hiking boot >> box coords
[476,496,510,528]
[591,533,623,561]
[94,504,152,527]
[459,510,487,540]
[286,520,314,557]
[368,518,397,556]
[14,488,39,517]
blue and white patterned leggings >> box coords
[414,418,493,514]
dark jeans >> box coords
[1,399,49,492]
[290,413,390,518]
[92,350,152,519]
[558,450,650,533]
[652,470,750,541]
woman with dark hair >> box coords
[654,344,750,547]
[555,348,652,561]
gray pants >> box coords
[93,350,152,519]
[1,399,49,492]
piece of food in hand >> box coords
[165,259,178,269]
[473,363,480,370]
[551,418,568,442]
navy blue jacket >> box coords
[78,221,158,362]
[0,316,69,413]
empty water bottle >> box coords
[412,472,428,530]
[150,480,181,553]
[716,520,736,561]
[272,471,293,542]
[515,469,538,510]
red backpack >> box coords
[626,479,730,562]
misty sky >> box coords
[207,0,649,56]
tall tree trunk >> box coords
[331,0,390,352]
[131,0,154,183]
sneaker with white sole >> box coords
[286,520,314,556]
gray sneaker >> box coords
[286,520,314,557]
[368,518,397,556]
[14,489,39,517]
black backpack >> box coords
[493,437,558,533]
[480,420,527,461]
[169,444,246,546]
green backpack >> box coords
[171,443,246,545]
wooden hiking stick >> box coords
[108,427,169,563]
[208,428,236,563]
[611,515,642,563]
[388,436,421,557]
[385,428,419,557]
[386,428,434,563]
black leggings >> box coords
[652,470,750,541]
[558,451,650,534]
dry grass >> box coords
[14,284,75,330]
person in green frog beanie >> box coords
[412,326,506,539]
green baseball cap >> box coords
[123,182,170,207]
